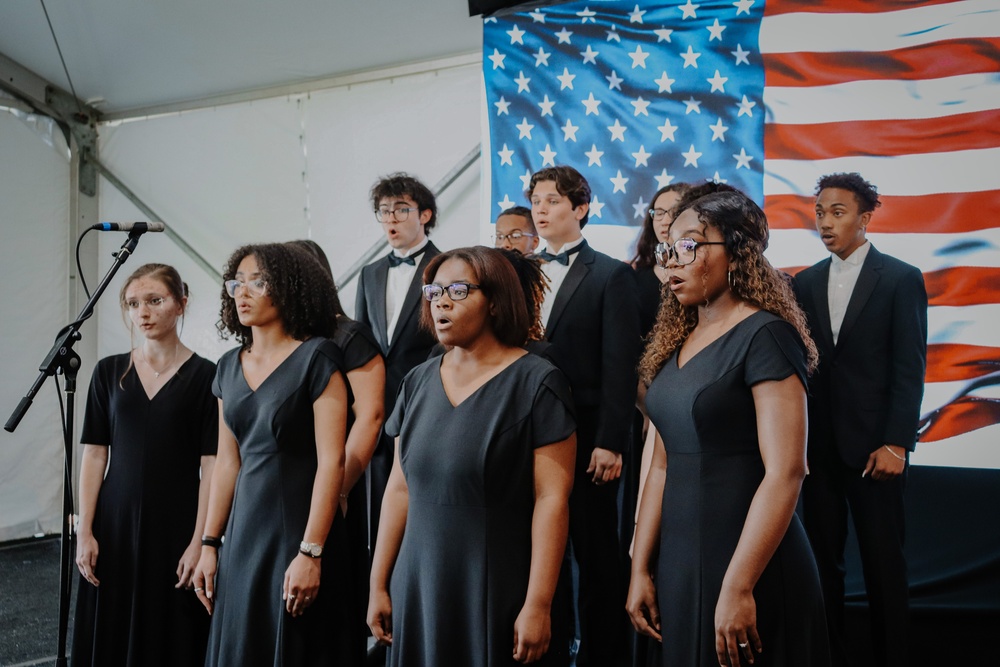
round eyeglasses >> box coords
[655,238,727,267]
[422,282,481,302]
[493,230,537,244]
[375,207,419,224]
[648,207,674,221]
[225,278,268,298]
[125,296,172,310]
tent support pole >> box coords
[91,159,222,281]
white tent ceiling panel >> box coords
[93,62,483,364]
[0,112,71,541]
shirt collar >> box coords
[832,240,871,268]
[393,237,429,259]
[541,235,585,256]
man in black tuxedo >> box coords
[793,172,927,667]
[355,173,441,551]
[528,165,642,666]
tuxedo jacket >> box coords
[543,240,642,455]
[793,245,928,469]
[354,241,441,412]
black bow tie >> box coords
[387,252,420,268]
[537,244,583,266]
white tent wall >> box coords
[95,61,483,361]
[0,111,72,541]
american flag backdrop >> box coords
[482,0,1000,467]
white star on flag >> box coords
[657,118,678,141]
[631,96,651,116]
[507,25,526,45]
[610,170,629,193]
[707,70,728,93]
[534,47,550,67]
[577,7,597,23]
[655,71,676,93]
[682,144,703,167]
[557,68,576,90]
[706,19,725,41]
[539,144,557,166]
[497,194,515,211]
[607,71,624,90]
[681,45,701,68]
[736,95,756,117]
[679,0,700,19]
[562,119,580,141]
[582,93,602,115]
[629,45,650,68]
[710,118,729,141]
[733,147,753,169]
[607,119,628,141]
[731,44,750,65]
[494,97,511,115]
[683,96,702,114]
[538,95,556,116]
[555,28,573,44]
[497,144,514,165]
[630,5,647,23]
[654,28,673,42]
[733,0,754,16]
[581,45,600,64]
[632,145,652,167]
[514,71,531,93]
[654,169,674,188]
[632,196,649,219]
[488,49,506,69]
[585,144,604,166]
[516,118,534,139]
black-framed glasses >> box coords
[655,238,726,267]
[225,278,268,298]
[648,207,674,220]
[422,282,481,302]
[493,230,537,244]
[375,207,419,223]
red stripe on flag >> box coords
[765,192,1000,233]
[764,109,1000,161]
[918,397,1000,442]
[925,267,1000,307]
[763,38,1000,87]
[764,0,959,16]
[926,343,1000,382]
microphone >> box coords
[92,222,166,233]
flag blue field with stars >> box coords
[483,0,764,228]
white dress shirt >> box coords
[828,241,871,345]
[386,238,429,344]
[539,236,585,329]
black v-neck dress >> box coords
[205,337,357,666]
[383,353,576,667]
[645,311,830,666]
[72,353,218,667]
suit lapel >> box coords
[546,241,593,337]
[371,260,390,353]
[838,246,882,348]
[810,259,836,352]
[388,242,438,354]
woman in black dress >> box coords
[73,263,217,667]
[192,243,357,666]
[626,191,830,666]
[367,246,577,666]
[288,238,386,661]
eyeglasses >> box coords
[655,238,727,267]
[125,296,172,310]
[375,207,420,223]
[493,230,537,244]
[648,207,674,220]
[422,282,481,302]
[224,278,268,298]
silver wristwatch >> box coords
[299,541,323,558]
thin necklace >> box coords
[140,344,179,379]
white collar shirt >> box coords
[828,240,871,345]
[386,238,429,345]
[539,236,585,329]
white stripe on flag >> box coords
[759,0,1000,54]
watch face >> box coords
[300,541,322,557]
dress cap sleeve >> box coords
[744,319,808,389]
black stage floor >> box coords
[1,535,994,667]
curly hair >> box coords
[420,246,530,348]
[526,165,592,227]
[497,248,549,342]
[218,243,339,350]
[631,183,691,269]
[816,172,881,214]
[639,190,819,384]
[285,239,347,317]
[369,172,438,233]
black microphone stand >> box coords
[5,228,149,666]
